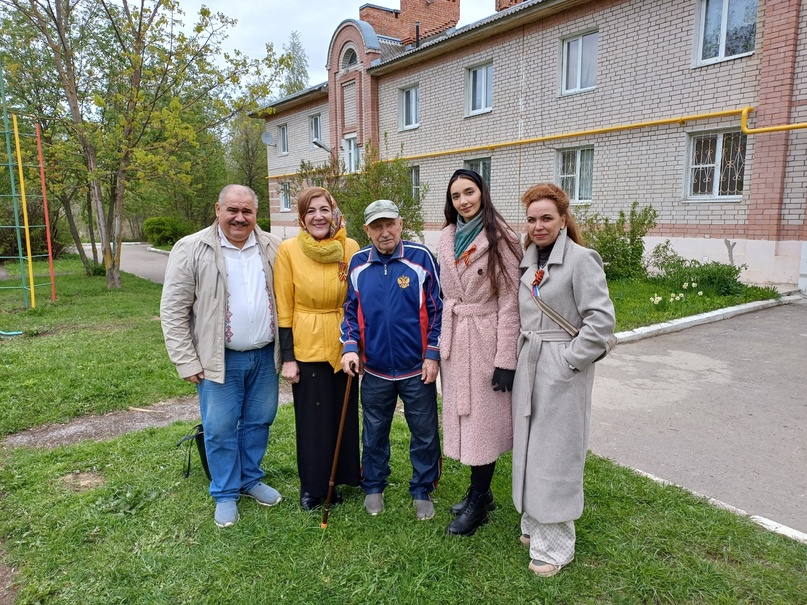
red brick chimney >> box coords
[400,0,460,45]
[359,4,401,39]
[496,0,526,11]
[359,1,460,46]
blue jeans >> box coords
[360,373,441,500]
[197,346,279,502]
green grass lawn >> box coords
[608,278,779,332]
[0,257,195,436]
[1,407,805,604]
[1,255,801,604]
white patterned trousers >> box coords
[521,513,576,566]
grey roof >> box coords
[378,36,406,63]
[249,81,328,117]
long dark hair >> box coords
[444,168,521,295]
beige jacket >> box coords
[160,223,282,384]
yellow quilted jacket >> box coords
[273,231,359,371]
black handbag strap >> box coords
[177,424,204,479]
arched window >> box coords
[341,48,358,69]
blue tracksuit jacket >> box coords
[340,240,442,380]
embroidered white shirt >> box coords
[219,227,274,351]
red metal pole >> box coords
[35,123,56,301]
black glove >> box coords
[491,367,515,392]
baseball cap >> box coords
[364,199,400,225]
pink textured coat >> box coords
[438,224,522,466]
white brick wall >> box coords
[265,100,330,178]
[377,0,765,228]
[259,0,806,283]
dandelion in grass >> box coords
[651,294,662,305]
[682,282,688,289]
[692,282,697,288]
[698,291,703,296]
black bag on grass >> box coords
[177,423,211,481]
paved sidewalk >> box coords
[590,300,807,536]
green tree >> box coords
[280,31,309,96]
[294,140,426,247]
[0,0,289,288]
[226,113,268,197]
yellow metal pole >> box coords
[740,106,807,134]
[12,113,36,308]
[268,107,764,178]
[266,106,807,180]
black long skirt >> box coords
[292,361,361,498]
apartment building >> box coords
[254,0,807,289]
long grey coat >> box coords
[438,224,522,466]
[511,228,615,523]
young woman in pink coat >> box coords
[437,168,522,536]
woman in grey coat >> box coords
[511,183,615,577]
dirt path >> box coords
[2,383,294,450]
[0,382,294,603]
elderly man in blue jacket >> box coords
[341,199,442,521]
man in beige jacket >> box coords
[161,184,282,528]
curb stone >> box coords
[614,293,805,344]
[629,468,807,546]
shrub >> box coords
[143,217,191,246]
[0,204,64,260]
[649,240,747,296]
[256,219,272,232]
[577,201,657,280]
[293,138,426,247]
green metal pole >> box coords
[0,59,30,308]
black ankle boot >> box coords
[300,492,324,511]
[446,488,492,536]
[449,487,497,516]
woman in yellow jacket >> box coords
[274,187,361,510]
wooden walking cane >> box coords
[321,365,355,529]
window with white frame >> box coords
[343,135,360,173]
[309,114,321,144]
[466,63,493,115]
[558,148,594,203]
[464,158,491,186]
[280,182,291,212]
[400,85,419,130]
[688,131,747,198]
[698,0,757,64]
[562,31,598,94]
[278,124,288,155]
[410,166,421,199]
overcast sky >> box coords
[179,0,496,84]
